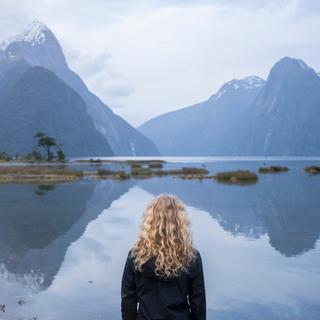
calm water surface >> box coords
[0,158,320,319]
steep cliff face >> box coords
[0,64,113,156]
[246,57,320,156]
[1,20,159,156]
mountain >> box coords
[0,63,113,156]
[1,20,159,156]
[139,76,265,155]
[139,57,320,156]
[245,57,320,155]
[0,48,5,60]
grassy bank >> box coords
[2,159,319,184]
[0,166,83,183]
[0,163,212,183]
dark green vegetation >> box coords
[0,131,66,162]
[35,132,65,161]
[258,166,289,173]
[304,166,320,174]
[213,170,258,185]
[0,151,12,162]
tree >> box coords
[0,151,12,161]
[34,132,66,162]
[56,148,65,162]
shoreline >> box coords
[0,159,258,184]
[0,159,318,184]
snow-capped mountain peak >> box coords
[213,76,265,100]
[0,20,68,70]
[0,39,9,50]
[1,20,48,50]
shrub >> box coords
[149,162,163,168]
[0,151,12,161]
[258,166,289,173]
[304,166,320,175]
[214,170,258,184]
[97,169,130,180]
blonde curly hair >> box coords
[132,194,196,278]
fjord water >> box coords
[0,158,320,319]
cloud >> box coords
[67,51,112,79]
[0,0,320,126]
[104,85,135,98]
[0,1,34,40]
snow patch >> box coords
[244,76,265,87]
[7,51,15,59]
[0,40,9,50]
[233,83,240,90]
[215,89,227,100]
[214,76,265,100]
[1,20,48,50]
[298,59,308,70]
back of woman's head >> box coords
[132,194,195,278]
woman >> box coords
[121,194,206,320]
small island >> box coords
[304,166,320,175]
[212,170,258,185]
[258,165,289,173]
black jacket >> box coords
[121,249,206,320]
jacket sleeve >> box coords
[188,251,206,320]
[121,250,138,320]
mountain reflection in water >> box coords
[138,167,320,257]
[0,161,319,319]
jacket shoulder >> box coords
[125,249,136,267]
[192,248,202,263]
[187,248,203,275]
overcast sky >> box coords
[0,0,319,126]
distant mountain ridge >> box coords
[139,76,265,155]
[0,20,159,156]
[139,57,320,156]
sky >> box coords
[0,0,319,126]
